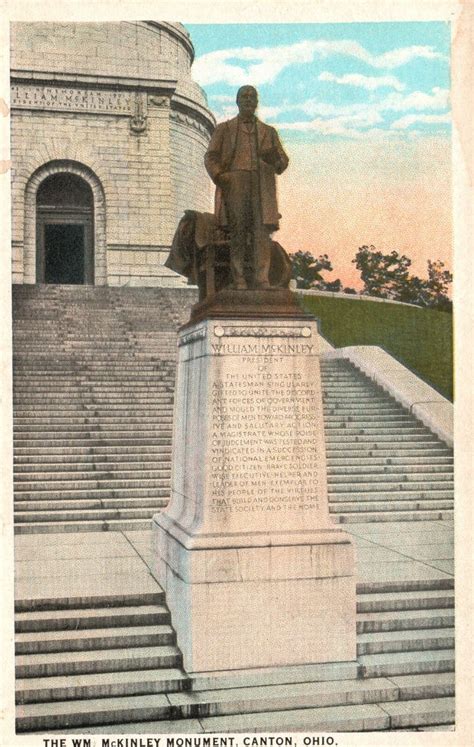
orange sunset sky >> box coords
[277,135,451,289]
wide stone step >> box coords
[186,698,454,733]
[16,691,173,731]
[331,499,453,514]
[16,624,175,654]
[322,381,380,389]
[14,457,166,471]
[322,396,398,404]
[327,455,453,466]
[358,649,455,678]
[14,507,163,523]
[357,589,455,613]
[15,470,170,486]
[15,518,156,534]
[325,416,416,426]
[329,463,452,475]
[329,470,453,484]
[15,591,166,614]
[324,408,407,419]
[16,644,181,678]
[15,359,174,366]
[15,406,173,417]
[14,394,172,403]
[14,423,172,435]
[14,412,172,424]
[329,489,453,502]
[15,427,171,439]
[357,608,454,633]
[15,604,171,633]
[16,668,188,705]
[329,478,453,493]
[173,680,399,721]
[15,386,173,397]
[332,509,453,523]
[383,672,454,701]
[326,443,448,455]
[168,674,454,722]
[15,478,170,494]
[15,498,168,511]
[325,434,440,444]
[357,577,453,595]
[356,627,454,655]
[14,444,171,457]
[14,437,171,448]
[325,426,431,437]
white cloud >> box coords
[371,45,444,69]
[391,112,451,129]
[379,86,450,112]
[287,87,449,121]
[318,71,405,91]
[193,40,446,87]
[269,87,450,139]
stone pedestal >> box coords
[153,301,356,674]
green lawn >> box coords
[298,294,453,401]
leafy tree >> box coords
[290,251,332,289]
[424,260,453,311]
[353,246,452,310]
[352,245,411,299]
[290,251,355,293]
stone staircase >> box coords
[321,358,454,523]
[12,285,453,533]
[15,578,454,733]
[13,285,196,534]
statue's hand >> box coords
[260,146,280,167]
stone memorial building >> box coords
[10,21,214,287]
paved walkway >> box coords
[15,521,454,602]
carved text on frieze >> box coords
[11,84,134,114]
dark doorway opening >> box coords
[44,224,85,284]
[36,173,95,284]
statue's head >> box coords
[236,86,258,118]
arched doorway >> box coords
[36,173,94,284]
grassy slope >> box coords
[299,295,453,401]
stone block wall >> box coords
[10,21,214,287]
[10,22,193,82]
[170,114,214,228]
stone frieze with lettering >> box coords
[10,84,134,115]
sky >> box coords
[187,22,452,289]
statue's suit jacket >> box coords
[204,116,289,231]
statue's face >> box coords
[237,87,258,117]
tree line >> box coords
[290,246,452,311]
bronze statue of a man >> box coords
[204,86,289,290]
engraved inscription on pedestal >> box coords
[168,318,331,538]
[210,354,322,517]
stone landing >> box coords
[153,312,357,674]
